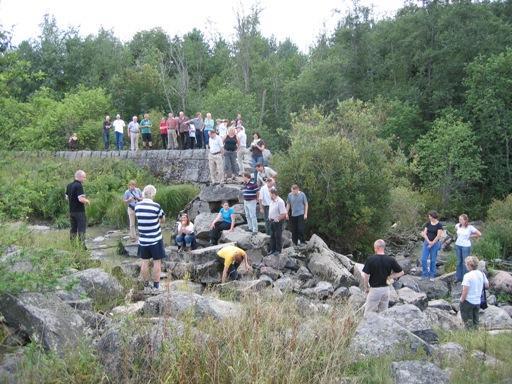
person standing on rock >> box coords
[268,188,287,256]
[140,113,153,150]
[460,255,488,329]
[454,214,481,283]
[208,130,225,185]
[166,112,179,150]
[209,201,235,245]
[259,177,275,235]
[113,114,126,151]
[254,162,277,187]
[128,116,140,152]
[159,117,168,149]
[135,185,166,292]
[177,111,189,150]
[123,180,142,242]
[286,184,308,246]
[236,125,247,176]
[65,170,90,247]
[242,172,260,234]
[217,245,251,283]
[362,239,404,316]
[420,211,444,281]
[102,115,112,150]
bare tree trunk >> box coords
[259,89,266,129]
[157,54,174,114]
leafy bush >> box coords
[154,184,199,221]
[387,186,426,241]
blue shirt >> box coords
[220,207,235,223]
[123,188,142,209]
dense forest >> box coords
[1,0,511,253]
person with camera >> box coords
[123,180,143,242]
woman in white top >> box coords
[460,256,489,329]
[455,214,481,282]
[175,213,196,251]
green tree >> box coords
[464,48,512,199]
[412,113,483,214]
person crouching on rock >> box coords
[175,213,196,251]
[135,185,166,293]
[217,245,251,283]
[362,239,404,316]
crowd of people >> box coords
[66,164,487,329]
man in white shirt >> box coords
[208,130,225,185]
[113,114,126,151]
[258,178,274,235]
[236,125,247,176]
[128,116,140,151]
[255,162,278,187]
[268,188,287,255]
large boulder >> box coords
[381,304,438,344]
[143,291,241,320]
[428,299,453,311]
[187,199,211,221]
[349,313,431,360]
[57,268,124,306]
[479,305,512,330]
[193,213,220,240]
[167,280,203,294]
[0,350,24,384]
[301,281,334,300]
[432,342,465,364]
[194,260,221,284]
[171,242,236,265]
[397,287,428,310]
[398,275,421,292]
[307,247,356,287]
[199,184,241,202]
[490,270,512,295]
[415,278,449,300]
[220,228,270,250]
[391,360,449,384]
[0,293,85,355]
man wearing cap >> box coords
[268,188,287,255]
[208,129,224,185]
[113,114,126,151]
[236,125,247,175]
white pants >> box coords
[237,147,248,175]
[127,208,136,240]
[364,286,390,316]
[208,152,224,183]
[130,132,139,151]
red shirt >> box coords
[167,117,178,131]
[160,121,169,134]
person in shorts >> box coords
[135,185,166,292]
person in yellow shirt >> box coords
[217,245,251,283]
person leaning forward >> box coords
[362,239,404,316]
[65,170,90,247]
[216,245,251,283]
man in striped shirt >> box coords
[135,185,166,292]
[242,172,260,234]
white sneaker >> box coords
[429,278,435,282]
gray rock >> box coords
[416,278,449,300]
[381,304,438,343]
[347,286,366,310]
[479,305,512,330]
[428,299,453,311]
[307,247,356,287]
[178,242,236,265]
[471,350,502,367]
[259,266,281,280]
[121,242,139,258]
[187,199,211,221]
[333,286,350,299]
[389,287,400,307]
[194,260,221,284]
[166,261,194,280]
[116,261,140,278]
[0,350,24,384]
[199,184,241,202]
[399,275,421,292]
[57,268,124,306]
[274,276,297,292]
[490,270,512,295]
[296,266,313,281]
[0,293,85,355]
[397,287,428,310]
[424,308,463,331]
[110,301,145,316]
[262,253,296,271]
[220,228,270,250]
[349,313,431,360]
[167,280,204,294]
[433,342,465,364]
[143,291,241,320]
[391,360,449,384]
[212,279,271,299]
[301,281,334,300]
[501,305,512,318]
[193,213,220,240]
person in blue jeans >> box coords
[420,210,444,281]
[454,214,481,282]
[175,213,196,251]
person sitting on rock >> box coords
[175,213,196,251]
[362,239,404,316]
[209,200,235,245]
[217,245,251,283]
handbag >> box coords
[480,271,488,309]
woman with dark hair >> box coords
[420,210,444,281]
[209,201,235,245]
[455,214,481,282]
[175,213,196,251]
[250,132,265,169]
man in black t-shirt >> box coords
[65,170,90,247]
[362,239,404,316]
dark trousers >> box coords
[263,205,270,235]
[460,300,480,329]
[290,214,305,245]
[216,256,240,281]
[188,136,196,149]
[103,130,110,150]
[269,220,283,253]
[196,130,203,148]
[210,221,231,245]
[179,131,189,149]
[160,134,168,149]
[70,211,86,246]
